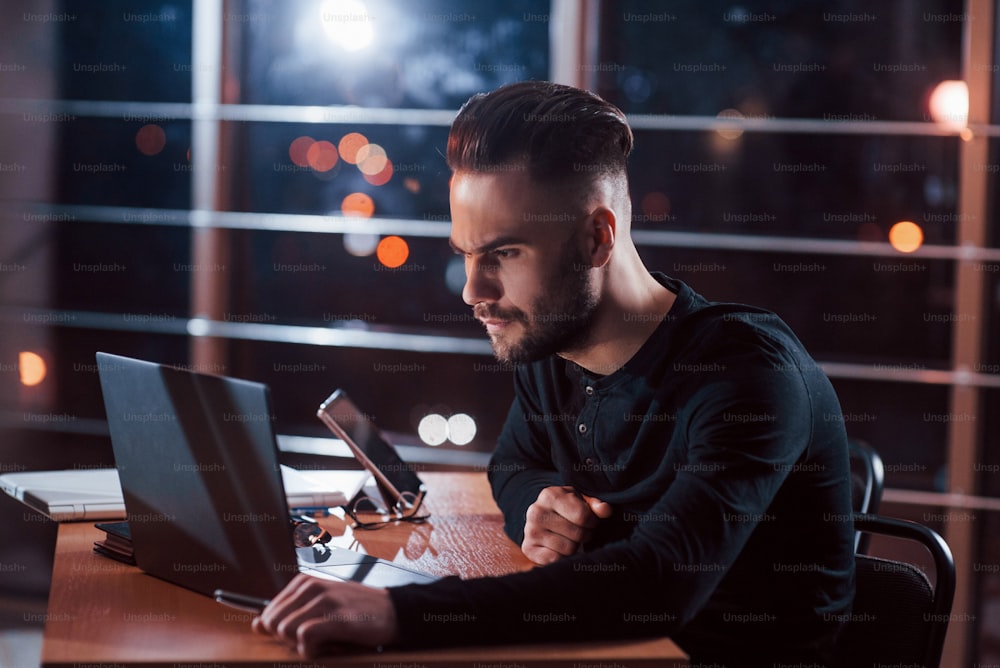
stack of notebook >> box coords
[93,521,135,565]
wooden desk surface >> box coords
[41,471,687,667]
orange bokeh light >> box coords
[307,140,339,172]
[135,124,166,156]
[376,236,409,268]
[640,191,671,222]
[18,351,46,386]
[338,132,369,164]
[888,221,924,253]
[363,160,393,186]
[715,108,745,140]
[341,192,375,218]
[289,136,315,167]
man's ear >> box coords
[588,206,616,268]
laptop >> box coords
[0,469,124,521]
[95,351,436,601]
[0,466,369,522]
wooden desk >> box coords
[41,472,688,667]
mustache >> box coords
[473,303,527,323]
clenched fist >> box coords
[521,486,613,565]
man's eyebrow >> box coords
[449,235,528,255]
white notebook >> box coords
[0,466,368,522]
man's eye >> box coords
[494,249,517,259]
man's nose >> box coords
[462,256,501,306]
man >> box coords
[255,81,855,665]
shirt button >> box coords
[585,457,595,466]
[578,423,588,435]
[585,386,594,396]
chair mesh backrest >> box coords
[839,554,936,666]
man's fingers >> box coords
[254,578,399,657]
[525,502,588,543]
[540,487,601,529]
[259,573,312,627]
[522,523,586,562]
[275,594,325,649]
[257,576,322,637]
[297,618,343,659]
[583,495,613,519]
[521,543,567,566]
[520,486,613,565]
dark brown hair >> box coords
[446,81,634,188]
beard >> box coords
[473,244,599,364]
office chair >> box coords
[836,513,955,668]
[847,439,885,552]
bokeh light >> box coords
[417,413,448,446]
[363,160,393,186]
[715,108,745,140]
[319,0,374,51]
[338,132,368,164]
[444,257,466,296]
[289,136,315,167]
[928,80,968,128]
[135,124,166,156]
[888,221,924,253]
[18,351,46,386]
[356,143,388,176]
[341,192,375,218]
[376,235,409,268]
[640,191,671,223]
[306,140,339,172]
[446,413,477,446]
[343,232,380,257]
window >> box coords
[2,0,998,663]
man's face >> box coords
[449,169,599,364]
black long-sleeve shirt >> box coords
[389,275,855,666]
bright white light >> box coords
[187,317,211,336]
[319,0,374,52]
[446,413,477,446]
[928,80,968,128]
[417,413,448,446]
[343,232,379,257]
